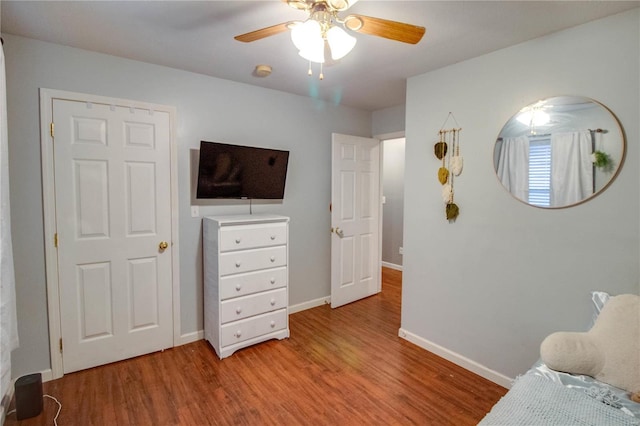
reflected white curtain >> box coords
[496,136,529,201]
[550,131,593,206]
[0,43,19,401]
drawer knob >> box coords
[236,307,242,314]
[270,278,276,284]
[270,321,276,328]
[235,330,242,338]
[235,238,241,244]
[270,256,275,262]
[235,261,241,268]
[270,235,276,240]
[235,284,241,291]
[270,298,276,306]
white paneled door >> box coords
[53,99,173,373]
[331,133,381,308]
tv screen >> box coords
[196,141,289,199]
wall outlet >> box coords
[191,205,199,217]
[399,246,403,255]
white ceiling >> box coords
[2,1,638,111]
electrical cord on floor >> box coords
[43,394,62,426]
[5,394,61,425]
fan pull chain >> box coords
[307,61,324,80]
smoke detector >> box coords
[254,64,272,78]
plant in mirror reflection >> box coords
[592,150,613,172]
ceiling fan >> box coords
[234,0,426,78]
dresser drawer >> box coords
[220,223,287,252]
[219,246,286,276]
[220,309,287,347]
[220,288,287,324]
[219,267,287,300]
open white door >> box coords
[331,133,381,308]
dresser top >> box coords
[204,214,289,226]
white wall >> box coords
[372,104,405,137]
[382,138,405,267]
[403,9,639,382]
[3,34,371,377]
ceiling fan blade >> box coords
[234,22,292,43]
[346,15,425,44]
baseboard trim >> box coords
[178,330,204,346]
[398,328,513,389]
[381,262,402,271]
[289,296,330,314]
[40,369,53,383]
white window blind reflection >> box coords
[529,138,551,207]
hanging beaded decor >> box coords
[434,112,463,222]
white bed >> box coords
[479,292,640,425]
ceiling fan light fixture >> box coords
[326,26,356,60]
[327,0,358,11]
[292,19,326,63]
[291,19,322,51]
[517,109,550,127]
[298,44,325,63]
[287,0,311,10]
[343,15,364,32]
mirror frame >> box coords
[494,95,626,209]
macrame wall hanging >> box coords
[434,112,463,222]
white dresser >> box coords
[203,214,290,359]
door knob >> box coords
[159,241,169,251]
[334,227,344,238]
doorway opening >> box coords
[381,137,405,272]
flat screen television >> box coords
[196,141,290,199]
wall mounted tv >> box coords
[196,141,290,199]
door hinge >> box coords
[50,122,54,138]
[329,203,332,212]
[54,233,58,248]
[59,338,63,353]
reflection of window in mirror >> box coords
[497,130,596,207]
[529,137,551,207]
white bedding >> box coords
[479,373,640,426]
[528,360,640,418]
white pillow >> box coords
[541,294,640,394]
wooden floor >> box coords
[7,268,506,425]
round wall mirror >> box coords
[494,96,625,208]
